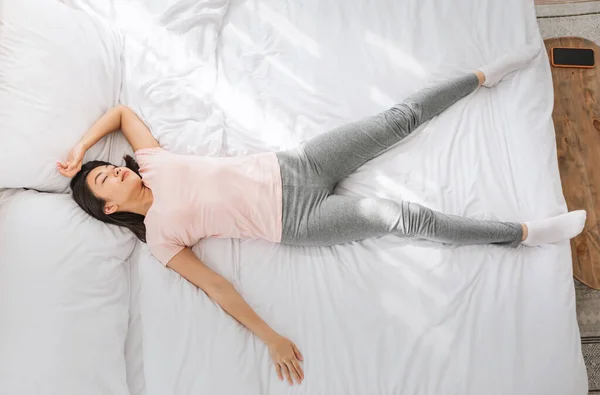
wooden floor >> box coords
[545,37,600,289]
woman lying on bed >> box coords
[58,44,585,386]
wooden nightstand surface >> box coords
[545,37,600,289]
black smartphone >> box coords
[551,47,595,68]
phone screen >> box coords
[553,48,595,67]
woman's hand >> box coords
[57,142,87,178]
[268,335,304,385]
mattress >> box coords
[72,0,587,393]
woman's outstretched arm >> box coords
[168,248,305,386]
[58,105,159,177]
[80,105,159,152]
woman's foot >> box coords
[479,44,542,87]
[521,210,587,246]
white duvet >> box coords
[68,0,587,394]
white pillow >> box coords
[0,189,137,394]
[0,0,126,193]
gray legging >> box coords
[275,73,523,247]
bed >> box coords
[0,0,588,394]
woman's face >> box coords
[86,165,142,214]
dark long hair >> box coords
[70,155,147,243]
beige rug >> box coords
[536,0,596,4]
[577,280,600,338]
[536,0,600,18]
[577,280,600,392]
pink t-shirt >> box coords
[135,147,283,265]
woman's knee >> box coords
[386,100,422,134]
[399,201,435,236]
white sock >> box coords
[522,210,587,246]
[480,44,541,87]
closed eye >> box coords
[96,165,114,185]
[102,166,112,184]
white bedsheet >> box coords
[124,244,147,395]
[70,0,587,393]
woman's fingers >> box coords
[292,344,304,361]
[279,363,293,385]
[65,161,81,174]
[291,359,304,381]
[275,363,283,381]
[57,164,76,178]
[286,361,301,384]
